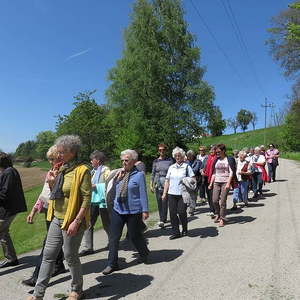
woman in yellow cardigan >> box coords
[26,135,91,300]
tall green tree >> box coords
[237,109,253,132]
[56,90,112,160]
[250,112,258,130]
[15,140,37,160]
[106,0,215,159]
[267,1,300,83]
[226,117,239,134]
[35,130,56,159]
[282,99,300,151]
[207,106,226,136]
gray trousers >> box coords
[33,217,84,298]
[82,205,110,251]
[0,214,17,262]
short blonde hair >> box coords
[120,149,138,161]
[46,145,59,161]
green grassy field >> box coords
[2,173,157,259]
[31,160,51,171]
[188,127,284,152]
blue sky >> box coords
[0,0,293,152]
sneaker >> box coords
[22,276,37,287]
[206,212,214,216]
[66,291,83,300]
[157,221,164,228]
[79,249,94,257]
[219,219,225,227]
[230,205,238,211]
[102,265,119,275]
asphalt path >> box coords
[1,158,300,300]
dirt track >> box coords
[16,166,47,191]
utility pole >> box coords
[261,97,274,145]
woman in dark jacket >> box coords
[0,152,27,268]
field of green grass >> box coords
[2,173,157,259]
[188,127,284,152]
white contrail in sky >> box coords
[65,48,92,61]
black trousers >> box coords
[155,188,168,223]
[108,209,149,267]
[199,175,209,199]
[168,194,187,235]
[267,162,277,182]
[32,218,64,280]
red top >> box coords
[204,154,217,184]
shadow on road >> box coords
[274,179,288,182]
[226,216,256,225]
[84,273,154,300]
[0,254,38,276]
[187,226,218,238]
[245,203,265,208]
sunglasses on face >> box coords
[121,159,130,162]
[215,151,221,154]
[158,149,166,151]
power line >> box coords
[220,0,266,97]
[188,0,245,85]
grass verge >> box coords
[281,152,300,161]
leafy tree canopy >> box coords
[106,0,215,159]
[237,109,253,132]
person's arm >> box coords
[67,170,91,236]
[162,179,170,201]
[226,164,234,190]
[138,173,149,220]
[150,160,156,192]
[208,174,215,189]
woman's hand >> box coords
[67,221,80,236]
[26,213,34,224]
[208,184,213,190]
[162,193,167,201]
[225,183,231,190]
[142,212,149,220]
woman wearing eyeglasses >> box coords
[208,144,237,227]
[102,149,149,275]
[150,144,173,228]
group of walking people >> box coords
[0,136,279,300]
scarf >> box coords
[91,165,102,185]
[118,168,135,203]
[49,161,78,200]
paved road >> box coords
[1,158,300,300]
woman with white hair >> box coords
[162,147,195,240]
[250,146,267,199]
[102,149,149,275]
[26,135,91,300]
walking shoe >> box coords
[169,234,181,240]
[206,212,214,216]
[52,264,67,277]
[22,276,37,287]
[26,296,43,300]
[66,291,83,300]
[157,221,165,228]
[181,230,188,237]
[79,249,95,257]
[138,254,149,264]
[219,219,225,227]
[230,205,238,211]
[214,216,220,223]
[102,265,119,275]
[0,259,19,268]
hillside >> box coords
[188,126,283,151]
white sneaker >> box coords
[206,212,214,216]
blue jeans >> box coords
[238,181,249,204]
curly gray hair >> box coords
[54,135,82,154]
[172,147,185,158]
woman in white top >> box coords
[162,147,195,240]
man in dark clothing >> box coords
[0,152,27,268]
